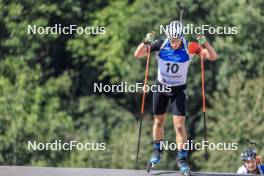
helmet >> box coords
[241,149,257,161]
[165,21,184,39]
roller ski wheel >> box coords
[146,149,163,172]
[178,161,191,176]
[147,162,153,172]
[146,160,159,172]
[180,170,191,176]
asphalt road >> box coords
[0,166,258,176]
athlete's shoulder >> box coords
[150,38,165,51]
[237,165,248,174]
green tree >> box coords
[193,75,264,172]
[0,59,74,165]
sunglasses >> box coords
[169,38,182,43]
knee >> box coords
[154,118,165,128]
[174,124,184,133]
[173,116,185,133]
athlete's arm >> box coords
[134,42,149,59]
[196,35,217,60]
[202,41,218,61]
[188,40,218,61]
[134,39,163,59]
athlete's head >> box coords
[166,21,184,39]
[165,21,184,49]
[241,149,258,173]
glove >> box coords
[256,155,263,164]
[143,31,155,44]
[196,35,207,45]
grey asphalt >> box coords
[0,166,258,176]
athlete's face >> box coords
[244,159,257,173]
[169,38,182,49]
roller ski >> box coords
[178,161,191,176]
[177,150,191,176]
[147,141,163,172]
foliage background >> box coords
[0,0,263,173]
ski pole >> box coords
[199,51,208,161]
[136,45,151,169]
[176,1,185,22]
[141,46,151,114]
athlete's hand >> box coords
[143,31,155,44]
[256,155,263,164]
[196,35,207,45]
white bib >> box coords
[157,59,191,86]
[156,38,192,86]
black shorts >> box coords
[153,82,188,116]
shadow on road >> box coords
[153,171,179,175]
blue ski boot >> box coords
[147,141,163,172]
[177,150,191,176]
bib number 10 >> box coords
[166,63,179,73]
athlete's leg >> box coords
[153,114,166,141]
[149,84,169,166]
[173,115,190,174]
[171,87,190,174]
[152,87,169,141]
[170,86,188,148]
[173,115,187,149]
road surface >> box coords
[0,166,258,176]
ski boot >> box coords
[177,150,191,176]
[147,141,163,172]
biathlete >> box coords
[134,21,218,175]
